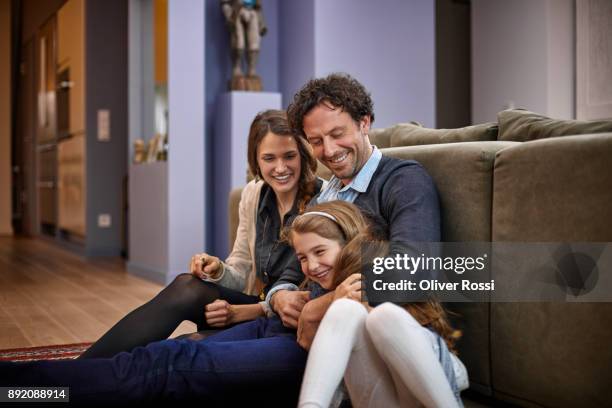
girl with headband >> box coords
[289,202,468,408]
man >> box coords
[266,73,441,332]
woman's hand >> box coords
[333,273,363,302]
[190,253,222,280]
[205,299,235,327]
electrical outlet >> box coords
[98,214,112,228]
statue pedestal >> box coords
[213,91,282,258]
[230,75,262,91]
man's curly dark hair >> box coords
[287,73,375,138]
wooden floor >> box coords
[0,236,196,350]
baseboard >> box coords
[127,261,167,285]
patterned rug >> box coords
[0,343,92,362]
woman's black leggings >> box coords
[78,273,259,359]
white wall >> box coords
[0,0,12,235]
[472,0,575,123]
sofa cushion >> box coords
[491,133,612,407]
[498,109,612,142]
[228,187,243,249]
[315,160,333,181]
[389,122,498,147]
[493,133,612,241]
[383,141,517,393]
[368,127,392,148]
[383,142,515,242]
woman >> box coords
[80,109,322,358]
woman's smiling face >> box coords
[292,231,342,289]
[256,132,301,195]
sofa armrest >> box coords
[228,187,243,252]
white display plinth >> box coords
[213,91,282,258]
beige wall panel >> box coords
[58,134,86,236]
[0,0,12,235]
[57,0,85,134]
[154,0,167,85]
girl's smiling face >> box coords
[292,231,342,289]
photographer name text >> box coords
[372,279,495,292]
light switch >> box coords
[98,109,110,141]
[98,213,111,228]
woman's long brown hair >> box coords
[288,200,462,353]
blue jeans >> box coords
[2,318,307,406]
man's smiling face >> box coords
[302,102,372,185]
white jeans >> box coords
[299,299,468,408]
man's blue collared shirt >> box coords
[263,147,382,310]
[317,147,382,204]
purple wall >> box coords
[274,0,436,127]
[312,0,436,128]
[278,0,315,107]
[203,0,437,250]
[204,0,280,249]
[205,0,279,108]
[168,0,206,278]
[204,0,280,150]
[205,0,436,141]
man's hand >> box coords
[297,301,318,350]
[296,292,335,350]
[271,290,310,329]
[190,253,222,280]
[205,299,235,327]
[333,273,362,302]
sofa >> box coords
[228,109,612,407]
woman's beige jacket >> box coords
[205,179,264,296]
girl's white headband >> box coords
[299,211,338,224]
